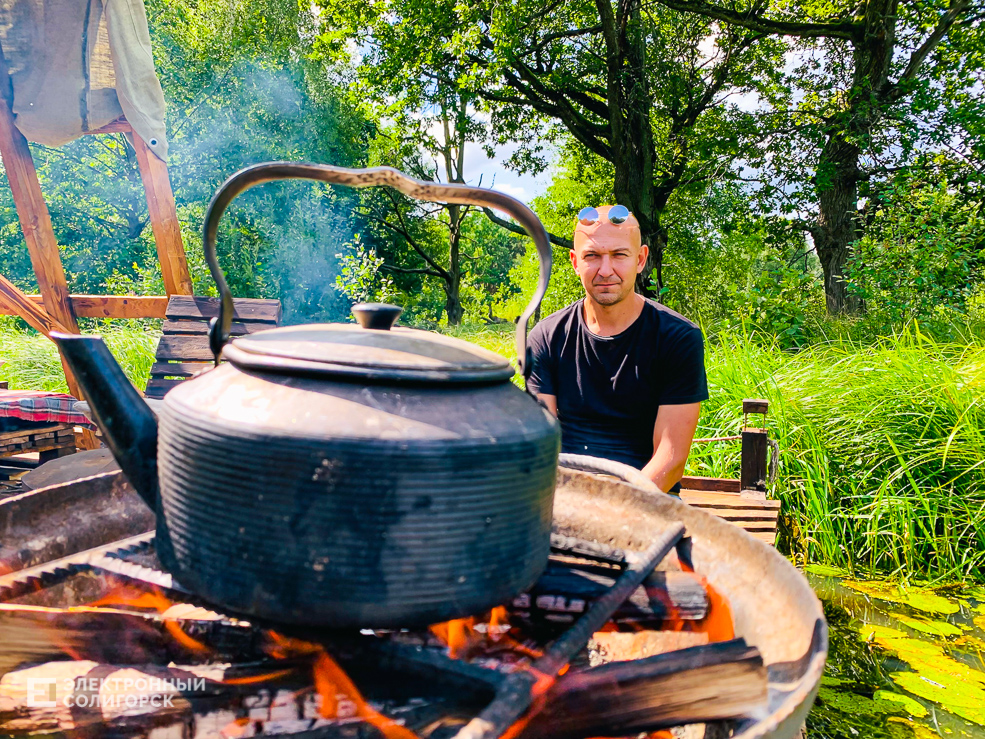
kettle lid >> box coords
[220,303,515,383]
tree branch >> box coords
[883,0,971,102]
[483,208,574,248]
[649,0,861,40]
[380,264,445,278]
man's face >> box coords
[570,206,648,306]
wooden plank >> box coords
[149,361,211,379]
[132,132,193,296]
[155,334,214,361]
[82,116,132,134]
[0,274,72,336]
[161,319,270,336]
[741,428,768,492]
[679,490,780,509]
[165,295,282,323]
[145,378,185,399]
[0,424,73,444]
[743,398,769,415]
[0,294,169,319]
[684,507,779,521]
[678,476,741,493]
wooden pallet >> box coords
[145,296,282,399]
[679,400,779,546]
[679,489,780,546]
[0,424,75,463]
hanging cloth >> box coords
[0,0,168,159]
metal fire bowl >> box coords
[554,464,826,739]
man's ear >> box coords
[637,244,649,274]
[569,249,578,270]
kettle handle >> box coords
[202,162,553,381]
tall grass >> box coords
[0,321,160,392]
[2,319,983,583]
[458,321,985,585]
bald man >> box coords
[526,205,708,493]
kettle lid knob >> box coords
[351,303,403,330]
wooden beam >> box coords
[741,428,769,493]
[131,133,192,296]
[678,476,741,493]
[82,116,132,135]
[0,294,168,319]
[0,275,72,336]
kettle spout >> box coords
[52,333,159,509]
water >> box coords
[804,568,985,739]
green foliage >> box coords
[847,178,985,326]
[335,236,396,305]
[737,265,825,349]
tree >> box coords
[316,0,787,295]
[652,0,982,313]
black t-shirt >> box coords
[526,298,708,470]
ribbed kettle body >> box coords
[155,364,560,627]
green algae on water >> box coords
[892,613,965,637]
[844,581,960,614]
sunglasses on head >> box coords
[577,204,632,225]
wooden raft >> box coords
[145,296,282,399]
[680,399,779,546]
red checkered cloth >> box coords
[0,389,97,429]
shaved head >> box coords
[570,205,648,308]
[573,205,642,251]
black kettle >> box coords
[53,163,560,628]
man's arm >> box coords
[641,402,701,492]
[537,394,558,416]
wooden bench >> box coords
[680,400,780,546]
[145,295,282,399]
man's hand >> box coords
[641,403,701,492]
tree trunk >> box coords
[607,2,658,298]
[814,0,897,315]
[445,204,464,325]
[814,132,863,315]
[637,221,666,297]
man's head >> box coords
[570,205,648,306]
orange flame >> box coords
[428,607,537,660]
[86,584,212,654]
[262,630,418,739]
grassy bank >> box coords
[0,321,160,392]
[2,320,983,584]
[459,322,985,585]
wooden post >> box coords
[132,133,192,296]
[740,399,769,493]
[0,44,97,449]
[0,46,79,338]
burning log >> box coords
[518,639,767,739]
[450,521,686,739]
[0,602,264,674]
[516,564,708,625]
